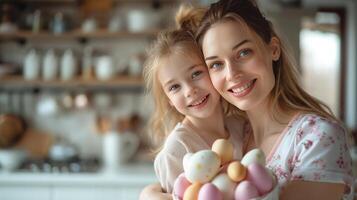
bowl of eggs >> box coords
[172,139,279,200]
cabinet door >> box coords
[52,186,122,200]
[120,186,144,200]
[0,186,51,200]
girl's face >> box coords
[158,50,221,119]
[201,20,280,111]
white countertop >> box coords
[0,162,157,187]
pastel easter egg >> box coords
[185,150,221,183]
[227,161,247,182]
[183,153,193,173]
[247,163,274,195]
[183,182,202,200]
[212,139,234,165]
[211,173,237,200]
[173,173,192,199]
[198,183,223,200]
[241,149,266,167]
[234,180,260,200]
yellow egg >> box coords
[212,139,233,165]
[183,182,202,200]
[227,161,247,182]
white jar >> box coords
[95,56,114,80]
[23,49,40,80]
[81,18,97,33]
[102,131,119,172]
[60,49,77,80]
[42,49,58,80]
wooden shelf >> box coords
[0,76,144,92]
[0,29,159,42]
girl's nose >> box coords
[185,84,197,98]
[226,61,242,82]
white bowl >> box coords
[0,149,26,172]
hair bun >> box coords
[175,4,207,32]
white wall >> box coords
[345,0,357,129]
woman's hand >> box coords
[139,183,173,200]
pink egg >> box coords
[247,163,274,195]
[234,181,260,200]
[173,173,192,199]
[198,183,223,200]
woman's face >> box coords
[201,20,280,111]
[158,50,221,119]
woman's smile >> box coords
[229,79,257,98]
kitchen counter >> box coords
[0,162,157,200]
[0,162,157,186]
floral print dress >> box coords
[265,113,354,199]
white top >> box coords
[154,116,246,193]
[266,113,354,199]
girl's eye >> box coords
[168,84,180,92]
[192,70,203,79]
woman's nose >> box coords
[226,61,241,81]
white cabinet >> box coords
[0,185,145,200]
[0,164,157,200]
[0,186,51,200]
[52,186,123,200]
[119,187,144,200]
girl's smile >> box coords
[188,94,210,109]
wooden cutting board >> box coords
[14,129,54,159]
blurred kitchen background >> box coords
[0,0,356,200]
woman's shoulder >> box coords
[292,113,345,132]
[287,113,348,145]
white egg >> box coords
[241,149,266,167]
[185,150,221,183]
[183,153,193,173]
[211,173,237,200]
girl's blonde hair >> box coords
[143,5,207,150]
[195,0,339,122]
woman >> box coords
[141,0,354,199]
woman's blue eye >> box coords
[169,84,180,92]
[210,63,222,69]
[238,49,252,58]
[192,71,202,79]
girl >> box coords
[141,0,354,199]
[142,5,247,195]
[197,0,354,199]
